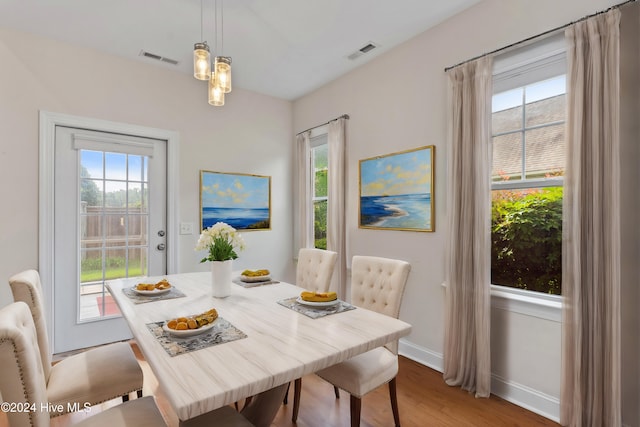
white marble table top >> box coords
[108,272,411,421]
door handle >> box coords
[157,243,166,251]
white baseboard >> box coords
[398,339,560,423]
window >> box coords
[311,135,328,249]
[491,39,566,296]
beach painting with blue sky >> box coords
[200,171,271,231]
[359,146,434,232]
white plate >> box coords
[162,320,217,338]
[295,296,340,307]
[240,275,271,283]
[132,286,172,296]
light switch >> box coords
[179,222,194,235]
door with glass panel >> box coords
[53,126,167,353]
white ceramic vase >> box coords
[211,260,233,298]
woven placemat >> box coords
[146,317,247,357]
[277,297,356,319]
[122,286,187,304]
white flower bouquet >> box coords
[195,222,246,262]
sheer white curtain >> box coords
[293,131,313,254]
[327,118,346,298]
[561,9,621,426]
[443,56,492,398]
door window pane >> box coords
[78,149,152,321]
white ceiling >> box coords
[0,0,481,100]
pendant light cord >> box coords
[221,0,224,55]
[200,0,204,42]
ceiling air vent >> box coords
[139,50,179,66]
[347,42,379,61]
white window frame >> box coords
[490,33,566,321]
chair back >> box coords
[296,248,338,293]
[350,256,410,353]
[0,302,50,427]
[9,269,52,379]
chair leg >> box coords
[389,377,400,427]
[283,381,290,404]
[137,389,143,398]
[334,385,340,399]
[292,378,302,422]
[122,393,130,402]
[350,395,361,427]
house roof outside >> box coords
[492,94,565,181]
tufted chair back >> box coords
[0,302,50,427]
[9,269,52,380]
[296,248,338,293]
[350,256,410,353]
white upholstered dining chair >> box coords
[8,269,144,417]
[295,248,338,292]
[284,248,338,417]
[0,301,167,427]
[293,255,411,427]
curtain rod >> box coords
[296,114,350,136]
[444,0,635,72]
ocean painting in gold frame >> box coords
[359,146,435,232]
[200,171,271,231]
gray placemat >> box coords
[233,278,280,288]
[122,286,187,304]
[277,297,356,319]
[146,317,247,357]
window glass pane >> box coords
[492,89,523,134]
[126,247,146,277]
[104,214,126,248]
[80,249,104,283]
[491,187,562,294]
[525,94,565,127]
[104,248,129,280]
[81,150,103,179]
[525,124,565,179]
[104,152,126,180]
[313,199,327,250]
[128,182,147,211]
[492,133,523,181]
[313,144,328,198]
[81,214,102,249]
[492,87,522,113]
[525,75,566,104]
[81,179,103,207]
[128,155,147,182]
[128,214,148,246]
[105,181,126,207]
[313,144,328,169]
[314,169,327,198]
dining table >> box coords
[107,271,412,422]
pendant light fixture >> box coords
[208,0,232,106]
[193,0,210,80]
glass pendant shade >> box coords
[213,56,232,93]
[193,42,211,80]
[208,77,225,106]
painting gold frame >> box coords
[358,145,435,232]
[200,170,271,231]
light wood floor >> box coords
[2,343,560,427]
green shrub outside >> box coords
[491,186,563,295]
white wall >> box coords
[0,27,295,307]
[292,0,630,423]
